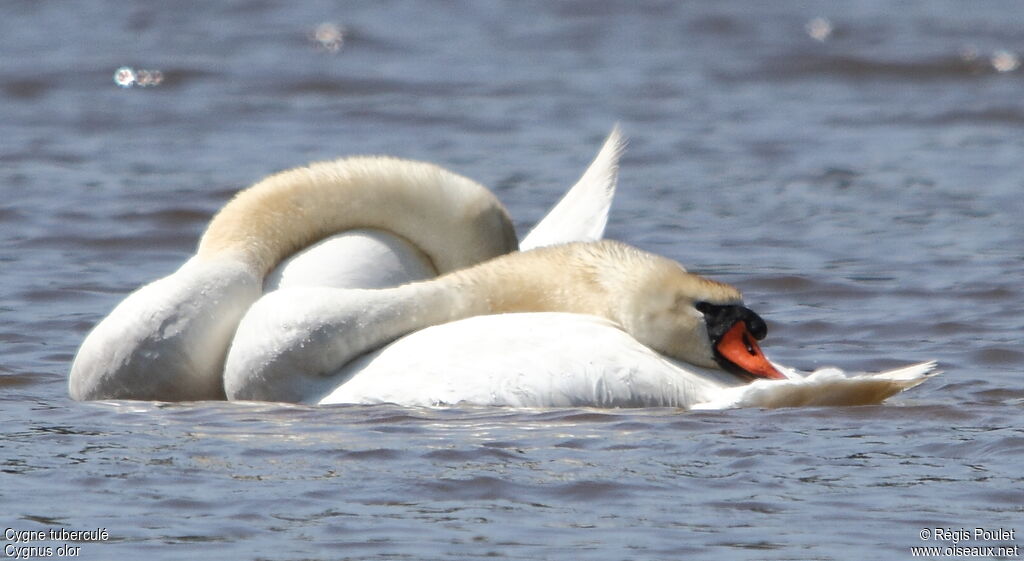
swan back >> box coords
[264,229,436,291]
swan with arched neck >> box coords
[69,128,623,401]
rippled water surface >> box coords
[2,2,1022,559]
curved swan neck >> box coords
[196,156,518,277]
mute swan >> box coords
[225,240,937,406]
[69,129,623,401]
[70,125,937,408]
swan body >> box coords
[317,313,743,408]
[70,129,623,401]
[316,314,938,409]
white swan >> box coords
[70,125,937,408]
[225,240,937,407]
[69,129,623,401]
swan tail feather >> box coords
[521,125,625,250]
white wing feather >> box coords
[521,126,625,250]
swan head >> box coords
[616,252,783,380]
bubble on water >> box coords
[114,66,137,88]
[991,50,1019,73]
[312,22,345,53]
[805,17,832,42]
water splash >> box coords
[114,66,164,88]
[806,17,833,42]
[991,50,1020,73]
[311,22,345,53]
[113,67,136,88]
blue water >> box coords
[2,1,1022,559]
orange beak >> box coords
[715,321,785,380]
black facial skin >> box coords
[695,302,768,342]
[695,301,769,378]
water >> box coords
[2,1,1022,559]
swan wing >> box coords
[520,126,625,250]
[691,361,940,410]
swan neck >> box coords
[396,280,484,328]
[441,247,616,320]
[196,157,517,277]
